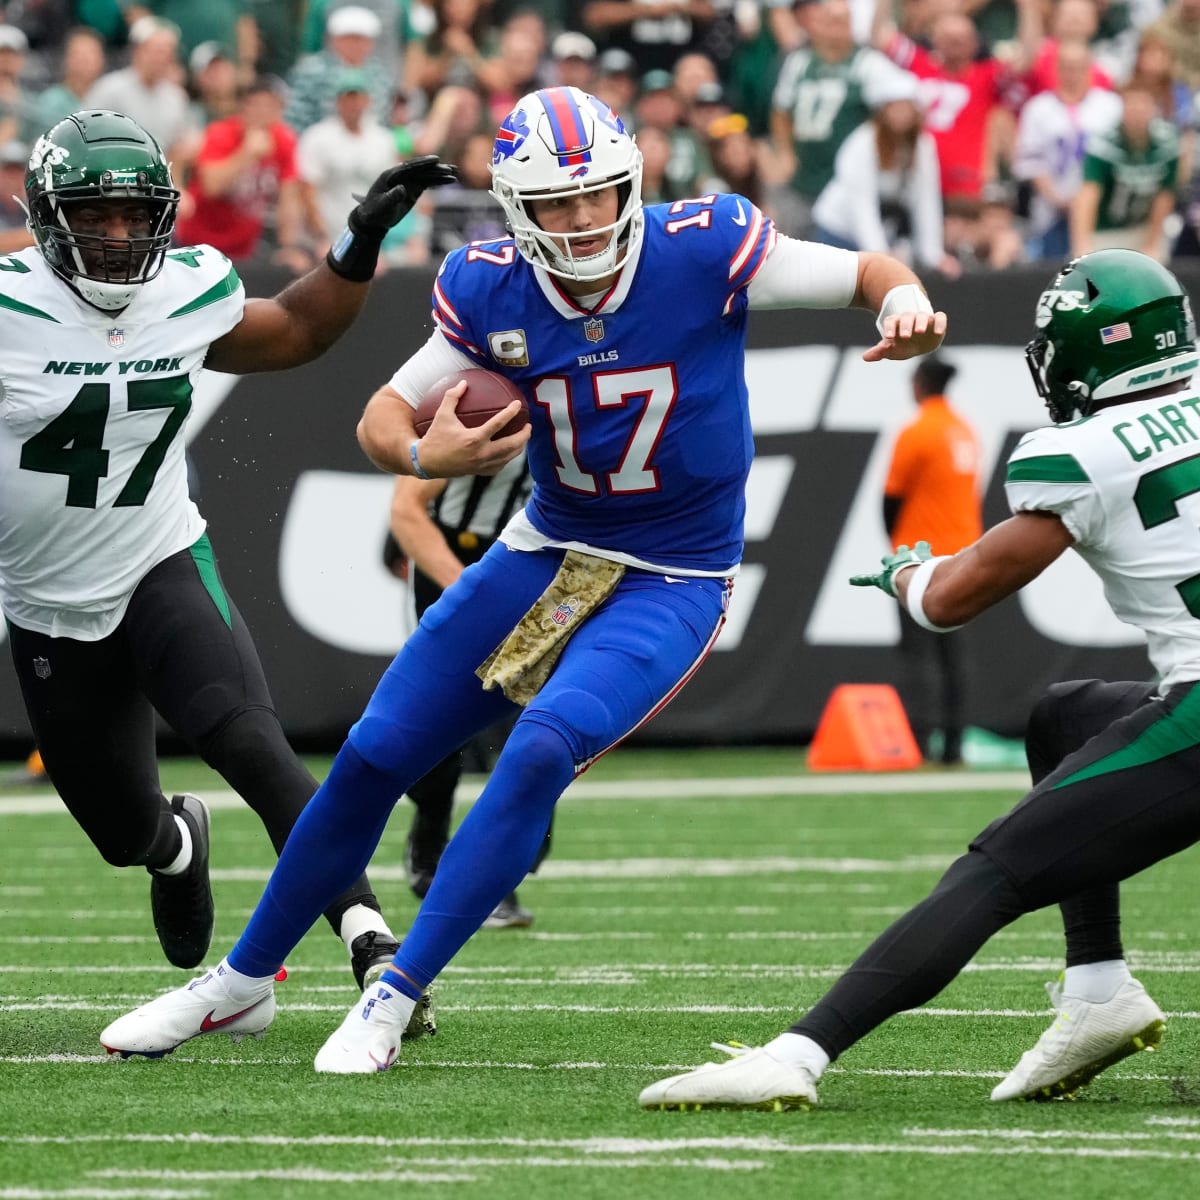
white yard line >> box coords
[0,1191,207,1199]
[7,1131,1200,1168]
[0,770,1029,817]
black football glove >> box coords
[349,156,460,236]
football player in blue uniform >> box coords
[103,86,946,1070]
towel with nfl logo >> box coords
[476,550,626,705]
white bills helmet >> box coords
[490,86,644,283]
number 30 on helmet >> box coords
[1026,249,1198,423]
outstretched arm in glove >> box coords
[850,513,1074,630]
[207,157,460,375]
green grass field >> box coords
[1,748,1198,1199]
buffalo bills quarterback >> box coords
[102,87,945,1071]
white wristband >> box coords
[876,284,934,337]
[904,556,963,633]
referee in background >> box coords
[384,452,551,927]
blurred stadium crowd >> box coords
[3,0,1200,275]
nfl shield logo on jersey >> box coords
[550,600,578,627]
[107,328,125,349]
[33,656,50,680]
[583,317,605,344]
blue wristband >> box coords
[409,440,431,480]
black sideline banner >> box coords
[7,262,1199,749]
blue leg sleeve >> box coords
[389,718,576,988]
[228,743,403,977]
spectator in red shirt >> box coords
[1023,0,1116,100]
[873,0,1041,206]
[176,76,314,274]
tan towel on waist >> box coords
[476,549,626,705]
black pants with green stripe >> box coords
[791,677,1200,1060]
[7,538,378,933]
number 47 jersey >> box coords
[1006,386,1200,690]
[0,245,244,640]
[432,193,776,575]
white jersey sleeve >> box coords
[1005,425,1104,545]
[747,233,859,310]
[1005,392,1200,689]
[388,330,477,409]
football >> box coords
[413,368,530,439]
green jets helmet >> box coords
[25,110,180,312]
[1026,249,1199,423]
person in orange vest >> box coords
[882,356,982,764]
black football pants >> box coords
[8,539,378,932]
[790,677,1200,1060]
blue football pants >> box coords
[229,544,730,987]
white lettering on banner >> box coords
[803,347,1136,649]
[279,471,414,655]
[718,457,796,650]
[181,368,241,445]
[201,348,1134,657]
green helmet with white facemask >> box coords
[24,110,180,312]
[1025,250,1198,424]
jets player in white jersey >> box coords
[640,248,1198,1112]
[0,110,455,1003]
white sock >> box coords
[339,904,397,953]
[1062,960,1132,1004]
[215,957,275,1000]
[367,978,417,1026]
[762,1032,830,1078]
[155,814,192,876]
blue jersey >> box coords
[431,193,776,573]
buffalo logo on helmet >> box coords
[493,109,531,165]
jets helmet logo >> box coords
[1035,288,1086,327]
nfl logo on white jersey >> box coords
[107,328,125,349]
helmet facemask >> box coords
[26,113,180,312]
[490,87,644,283]
[36,186,177,311]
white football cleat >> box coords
[101,963,276,1059]
[638,1043,818,1112]
[313,980,411,1074]
[991,977,1166,1101]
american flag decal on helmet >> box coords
[1100,322,1132,344]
